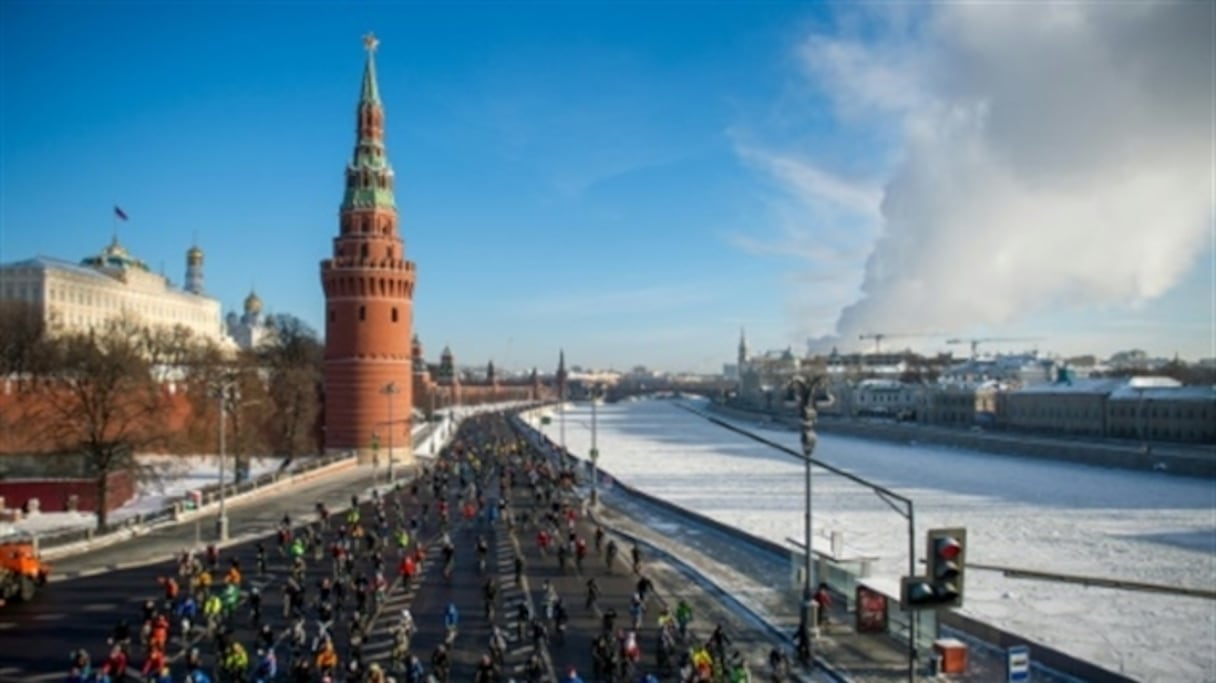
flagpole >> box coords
[112,201,118,242]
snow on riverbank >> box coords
[527,397,1216,683]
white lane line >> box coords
[82,603,116,612]
[33,612,65,621]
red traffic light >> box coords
[935,536,962,561]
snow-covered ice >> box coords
[529,397,1216,683]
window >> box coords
[391,307,398,323]
[329,308,335,324]
[358,306,365,321]
[361,243,369,260]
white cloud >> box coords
[730,146,884,343]
[778,2,1215,352]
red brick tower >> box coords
[320,33,416,465]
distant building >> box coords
[998,375,1216,444]
[0,237,225,343]
[999,377,1125,437]
[225,289,274,351]
[924,381,1002,426]
[852,378,926,420]
[1106,379,1215,443]
[940,353,1057,386]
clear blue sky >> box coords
[2,2,1211,372]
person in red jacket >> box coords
[106,645,127,680]
[813,582,833,626]
[398,554,417,589]
[142,646,166,677]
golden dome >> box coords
[187,244,204,265]
[244,290,263,315]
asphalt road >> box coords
[0,414,759,683]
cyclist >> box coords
[430,644,450,683]
[586,577,600,610]
[441,540,455,580]
[475,535,489,573]
[253,648,276,683]
[442,602,459,645]
[482,577,498,620]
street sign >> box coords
[590,448,599,461]
[541,416,552,425]
[1007,645,1030,683]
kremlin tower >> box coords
[320,34,416,465]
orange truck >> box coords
[0,536,49,605]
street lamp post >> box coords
[590,383,600,507]
[559,384,567,458]
[786,375,834,668]
[383,382,399,482]
[216,385,231,542]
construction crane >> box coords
[857,332,940,354]
[946,337,1044,359]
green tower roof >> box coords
[360,33,380,104]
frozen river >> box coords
[528,397,1216,683]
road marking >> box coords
[33,612,65,621]
[83,602,116,612]
[0,622,16,630]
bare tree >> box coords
[179,344,272,477]
[25,319,176,528]
[258,314,323,458]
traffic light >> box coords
[927,527,966,608]
[901,527,967,610]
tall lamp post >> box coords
[590,383,601,506]
[215,384,235,542]
[786,374,834,667]
[382,382,399,482]
[559,385,567,458]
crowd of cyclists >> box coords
[60,410,794,683]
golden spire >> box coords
[363,32,379,54]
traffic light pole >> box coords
[907,505,917,682]
[590,383,599,507]
[691,396,917,683]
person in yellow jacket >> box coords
[223,641,248,677]
[203,594,223,619]
[691,646,713,681]
[657,607,675,631]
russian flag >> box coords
[114,205,128,221]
